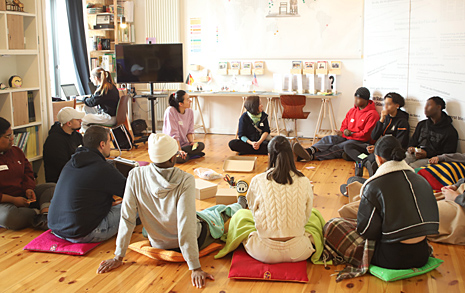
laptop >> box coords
[60,84,91,101]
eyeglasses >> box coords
[1,133,13,140]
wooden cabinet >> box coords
[0,1,6,11]
[7,14,24,49]
[12,91,29,125]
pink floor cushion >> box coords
[228,246,309,283]
[23,230,101,256]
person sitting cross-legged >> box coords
[48,126,126,243]
[0,117,55,230]
[229,95,270,155]
[293,87,379,162]
[97,133,247,288]
[405,96,458,169]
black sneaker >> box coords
[342,152,354,161]
[293,143,312,161]
[340,184,348,197]
[32,213,49,231]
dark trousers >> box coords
[342,140,370,162]
[371,239,430,269]
[176,142,205,164]
[229,139,269,155]
[0,183,55,230]
[310,135,365,161]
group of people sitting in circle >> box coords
[0,84,464,288]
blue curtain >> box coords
[65,0,91,95]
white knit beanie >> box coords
[148,133,178,163]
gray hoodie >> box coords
[438,153,465,164]
[114,164,202,270]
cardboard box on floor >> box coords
[216,188,238,205]
[223,156,257,172]
[195,179,218,200]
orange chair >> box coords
[280,95,310,143]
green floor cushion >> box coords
[369,257,443,282]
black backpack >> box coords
[131,119,147,136]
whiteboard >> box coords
[185,0,363,59]
[364,0,465,151]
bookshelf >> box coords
[0,0,48,182]
[86,0,135,78]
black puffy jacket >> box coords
[357,160,439,243]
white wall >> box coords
[364,0,465,151]
[130,0,364,134]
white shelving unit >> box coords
[0,0,48,182]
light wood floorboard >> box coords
[1,134,464,292]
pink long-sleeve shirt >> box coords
[162,106,194,147]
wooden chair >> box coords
[52,99,76,122]
[280,95,310,143]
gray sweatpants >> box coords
[0,183,55,230]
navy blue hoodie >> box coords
[48,147,126,238]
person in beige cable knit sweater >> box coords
[244,135,315,263]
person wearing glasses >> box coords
[0,117,55,230]
[293,87,379,162]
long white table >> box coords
[190,91,340,143]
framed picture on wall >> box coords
[304,62,314,69]
[292,61,302,69]
[329,61,342,75]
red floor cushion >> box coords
[228,246,309,283]
[23,230,101,255]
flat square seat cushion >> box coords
[369,257,443,282]
[23,230,101,255]
[128,240,222,262]
[228,246,308,283]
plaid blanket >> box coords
[323,217,375,282]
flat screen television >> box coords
[115,44,183,84]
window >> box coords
[45,0,80,98]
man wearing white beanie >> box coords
[97,133,214,288]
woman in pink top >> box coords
[163,90,205,163]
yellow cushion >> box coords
[128,240,222,262]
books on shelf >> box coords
[101,54,115,72]
[14,126,39,158]
[27,91,35,123]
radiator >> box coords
[147,96,169,124]
[145,0,181,91]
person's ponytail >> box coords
[168,90,186,113]
[374,136,406,162]
[266,136,304,184]
[391,146,406,161]
[91,67,115,95]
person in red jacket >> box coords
[293,87,380,161]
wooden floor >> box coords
[1,134,464,293]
